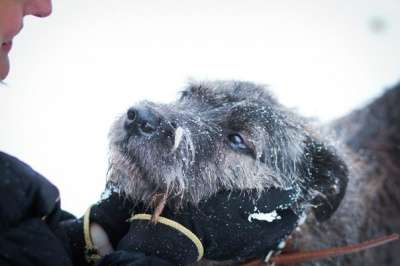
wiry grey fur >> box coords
[291,84,400,266]
[107,81,344,209]
[107,80,399,265]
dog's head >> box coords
[108,80,348,220]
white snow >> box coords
[248,209,282,222]
[278,240,286,249]
[172,126,184,152]
[297,212,307,226]
[100,188,113,201]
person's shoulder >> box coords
[0,150,36,174]
[0,150,18,162]
[0,149,60,211]
[0,151,54,189]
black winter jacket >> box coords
[0,151,74,266]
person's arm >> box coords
[0,151,73,266]
[98,189,301,266]
[0,218,74,266]
[57,190,174,266]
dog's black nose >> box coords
[127,108,137,121]
[125,107,159,136]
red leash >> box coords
[240,233,399,265]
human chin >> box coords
[0,52,10,80]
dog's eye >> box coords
[228,134,247,150]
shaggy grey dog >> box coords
[107,80,399,265]
[292,85,400,266]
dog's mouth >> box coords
[121,110,196,163]
[108,117,191,204]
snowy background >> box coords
[0,0,399,216]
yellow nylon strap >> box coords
[83,206,102,263]
[130,213,204,261]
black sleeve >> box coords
[0,218,74,266]
[0,151,74,266]
[0,151,60,230]
[55,187,301,266]
[115,188,302,265]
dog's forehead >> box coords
[179,80,277,106]
[165,80,293,134]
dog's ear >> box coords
[303,138,349,222]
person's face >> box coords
[0,0,52,80]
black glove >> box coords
[57,190,135,265]
[59,187,302,266]
[115,188,302,265]
[0,151,61,231]
[97,251,174,266]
